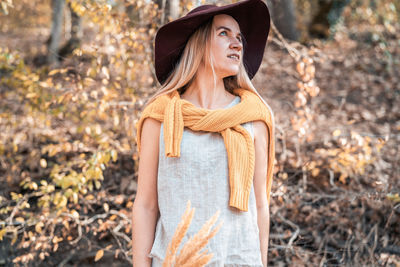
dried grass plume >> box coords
[162,200,223,267]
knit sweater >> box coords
[136,87,275,211]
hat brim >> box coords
[154,0,270,84]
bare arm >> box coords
[132,118,161,267]
[253,120,270,267]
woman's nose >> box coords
[230,38,242,51]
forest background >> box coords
[0,0,399,266]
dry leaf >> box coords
[95,249,104,262]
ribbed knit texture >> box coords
[136,88,275,211]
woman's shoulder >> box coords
[140,117,161,138]
[142,117,161,127]
[137,116,161,153]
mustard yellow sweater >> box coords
[136,88,275,211]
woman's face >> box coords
[208,14,243,78]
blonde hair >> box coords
[144,15,271,113]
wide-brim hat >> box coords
[154,0,271,85]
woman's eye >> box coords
[220,31,227,36]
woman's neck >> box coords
[181,66,236,110]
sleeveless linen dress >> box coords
[149,95,263,267]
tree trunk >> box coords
[154,0,167,25]
[309,0,350,39]
[47,0,65,65]
[69,5,82,41]
[169,0,180,20]
[58,3,82,59]
[266,0,299,41]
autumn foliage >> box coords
[0,0,399,266]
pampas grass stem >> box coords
[162,200,223,267]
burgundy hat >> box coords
[154,0,271,85]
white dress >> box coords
[149,96,263,267]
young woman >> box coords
[132,0,275,266]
